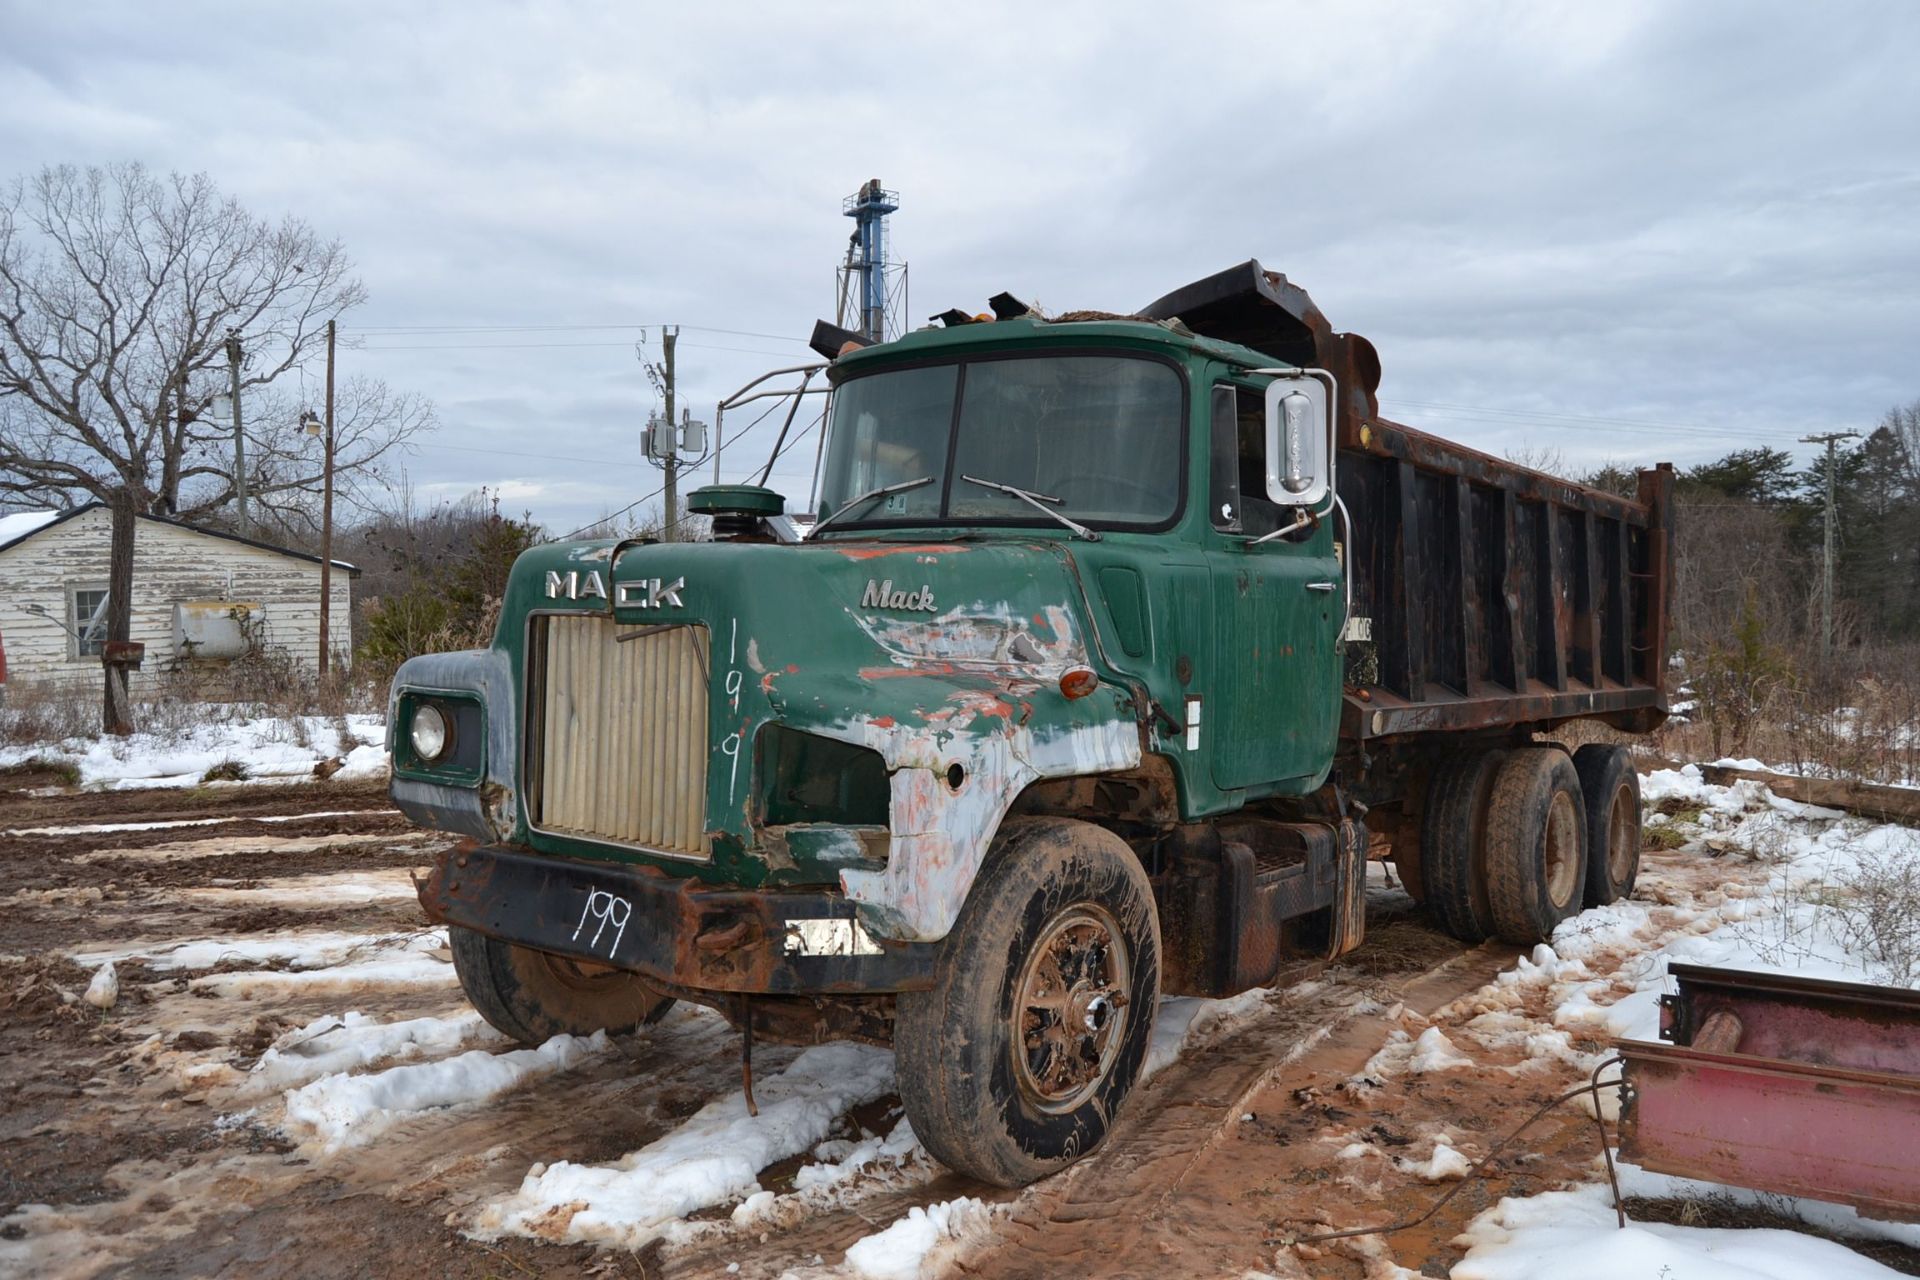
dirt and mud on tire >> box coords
[449,925,674,1044]
[1484,746,1589,945]
[1574,743,1643,906]
[1419,747,1507,943]
[895,816,1161,1188]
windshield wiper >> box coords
[809,475,934,538]
[960,475,1100,541]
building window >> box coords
[69,585,110,658]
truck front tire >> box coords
[449,926,674,1045]
[895,817,1161,1188]
[1573,744,1642,906]
[1484,748,1589,945]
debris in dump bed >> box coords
[83,960,117,1010]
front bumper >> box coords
[417,844,937,995]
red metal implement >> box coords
[1618,962,1920,1222]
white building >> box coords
[0,504,355,689]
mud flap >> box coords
[1328,816,1368,959]
[1157,816,1367,997]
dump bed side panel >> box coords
[1336,417,1673,743]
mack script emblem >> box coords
[862,578,937,611]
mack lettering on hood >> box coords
[862,578,937,612]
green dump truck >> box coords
[390,261,1674,1186]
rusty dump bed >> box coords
[1335,421,1674,742]
[1144,261,1675,745]
[1619,963,1920,1222]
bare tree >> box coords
[0,163,428,732]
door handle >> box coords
[1306,581,1337,592]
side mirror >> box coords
[1263,374,1332,507]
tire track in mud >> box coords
[0,776,395,829]
[25,1010,764,1278]
[966,947,1521,1280]
[659,945,1515,1280]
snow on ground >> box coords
[1433,762,1920,1277]
[282,1030,609,1153]
[0,711,388,787]
[1144,984,1294,1081]
[179,868,419,909]
[6,810,376,837]
[74,927,442,973]
[69,927,458,998]
[472,1041,900,1249]
[1453,1183,1910,1280]
[68,829,424,864]
[838,1197,1002,1280]
[243,1009,502,1095]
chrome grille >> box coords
[533,614,710,857]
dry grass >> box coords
[1656,645,1920,787]
[1,662,382,753]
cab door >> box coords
[1204,383,1343,792]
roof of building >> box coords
[0,502,360,576]
[0,510,61,545]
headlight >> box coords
[410,704,450,762]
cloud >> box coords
[3,0,1917,531]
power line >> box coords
[419,441,653,469]
[347,322,809,344]
[352,339,803,358]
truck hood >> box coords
[506,534,1145,940]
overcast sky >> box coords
[4,0,1916,534]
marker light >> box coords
[1060,666,1100,700]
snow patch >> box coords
[1453,1184,1907,1280]
[0,712,387,789]
[841,1196,997,1280]
[245,1009,500,1095]
[282,1030,607,1152]
[473,1042,897,1248]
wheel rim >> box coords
[1543,790,1580,908]
[1606,781,1637,884]
[1012,905,1131,1114]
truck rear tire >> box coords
[449,925,674,1045]
[1573,744,1642,906]
[895,817,1160,1188]
[1484,748,1589,945]
[1419,749,1507,942]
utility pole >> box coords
[226,330,249,535]
[318,318,337,678]
[662,325,678,542]
[1802,430,1860,660]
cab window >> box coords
[1209,383,1285,537]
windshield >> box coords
[816,354,1184,531]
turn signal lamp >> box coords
[1060,666,1100,700]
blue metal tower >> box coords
[839,178,904,343]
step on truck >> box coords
[390,261,1675,1187]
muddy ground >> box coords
[4,776,1914,1279]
